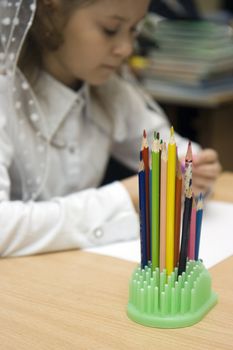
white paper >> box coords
[85,201,233,268]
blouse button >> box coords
[68,145,76,154]
[93,228,104,239]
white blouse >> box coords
[0,72,199,256]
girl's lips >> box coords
[102,64,118,70]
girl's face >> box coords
[42,0,150,87]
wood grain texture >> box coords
[0,251,232,350]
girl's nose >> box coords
[112,36,134,59]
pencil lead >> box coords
[152,136,160,153]
[139,150,142,161]
[170,126,174,137]
[169,126,176,145]
[159,139,163,151]
[185,141,193,162]
[141,130,148,150]
[197,193,204,210]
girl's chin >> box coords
[86,71,115,86]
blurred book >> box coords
[132,16,233,92]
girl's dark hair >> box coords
[18,0,95,83]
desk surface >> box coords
[0,172,232,349]
[0,251,232,350]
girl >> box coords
[0,0,221,256]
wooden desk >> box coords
[0,251,232,350]
[212,172,233,202]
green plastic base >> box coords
[127,260,218,328]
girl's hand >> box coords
[121,175,139,212]
[192,149,222,196]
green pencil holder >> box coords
[127,260,218,328]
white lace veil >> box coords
[0,0,49,201]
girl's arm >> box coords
[0,75,139,257]
[0,181,138,257]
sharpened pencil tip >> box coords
[185,141,193,162]
[170,126,174,137]
[141,130,149,150]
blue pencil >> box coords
[139,161,148,268]
[195,193,203,260]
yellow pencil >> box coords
[166,127,176,275]
[160,142,167,271]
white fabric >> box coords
[0,71,200,256]
[85,201,233,269]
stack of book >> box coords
[132,18,233,94]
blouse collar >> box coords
[33,71,88,139]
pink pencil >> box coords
[188,196,196,260]
[159,142,167,271]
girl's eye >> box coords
[131,27,140,37]
[103,28,119,37]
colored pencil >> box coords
[184,141,193,194]
[141,130,151,262]
[188,196,197,260]
[138,160,147,268]
[138,129,207,277]
[166,127,176,275]
[151,134,160,270]
[178,181,193,276]
[159,142,167,271]
[195,193,204,260]
[174,155,182,267]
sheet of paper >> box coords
[85,201,233,268]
